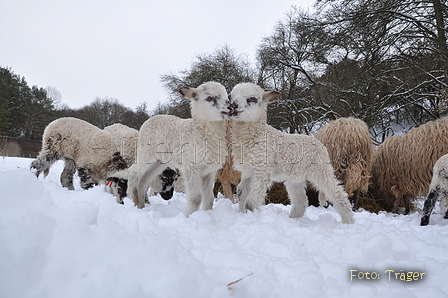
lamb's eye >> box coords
[205,96,215,102]
[247,97,258,104]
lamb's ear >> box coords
[262,91,281,103]
[179,86,198,100]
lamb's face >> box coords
[229,83,281,122]
[179,81,230,121]
[158,168,179,200]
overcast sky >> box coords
[1,0,315,112]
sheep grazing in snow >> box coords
[213,120,242,202]
[129,81,230,215]
[227,83,354,224]
[103,124,179,203]
[30,117,128,190]
[314,117,373,210]
[420,154,448,226]
[106,164,178,204]
[371,117,448,214]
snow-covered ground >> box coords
[1,156,448,298]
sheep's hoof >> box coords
[420,216,429,226]
[245,203,255,212]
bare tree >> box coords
[158,45,255,118]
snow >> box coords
[1,156,448,298]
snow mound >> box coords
[1,157,448,298]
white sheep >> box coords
[30,117,128,189]
[420,154,448,226]
[228,83,354,224]
[129,81,230,215]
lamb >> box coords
[420,154,448,225]
[314,117,373,209]
[106,164,178,204]
[30,117,128,189]
[227,83,354,224]
[213,120,242,202]
[129,81,230,215]
[371,117,448,214]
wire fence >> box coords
[0,135,41,158]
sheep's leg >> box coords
[351,190,359,211]
[391,197,400,214]
[136,160,163,208]
[318,191,328,208]
[242,172,270,212]
[237,176,252,212]
[404,194,412,215]
[286,180,308,218]
[199,172,216,210]
[421,188,439,226]
[440,191,448,219]
[309,172,354,224]
[60,158,76,190]
[185,174,203,216]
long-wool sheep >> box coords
[213,120,242,202]
[129,82,230,215]
[228,83,354,224]
[420,154,448,225]
[371,117,448,214]
[314,117,373,209]
[103,123,138,165]
[30,117,128,189]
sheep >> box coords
[314,117,373,210]
[420,154,448,225]
[371,117,448,214]
[30,117,128,190]
[227,83,355,224]
[103,123,138,165]
[213,120,242,202]
[106,164,178,204]
[129,81,230,215]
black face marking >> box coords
[439,168,448,180]
[78,167,98,189]
[117,179,128,199]
[204,95,219,107]
[158,168,179,200]
[227,102,239,117]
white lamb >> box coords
[30,117,128,189]
[420,154,448,226]
[129,81,230,215]
[228,83,355,224]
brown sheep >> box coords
[315,117,374,210]
[371,116,448,214]
[213,120,241,202]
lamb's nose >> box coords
[227,103,238,116]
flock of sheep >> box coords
[30,82,448,226]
